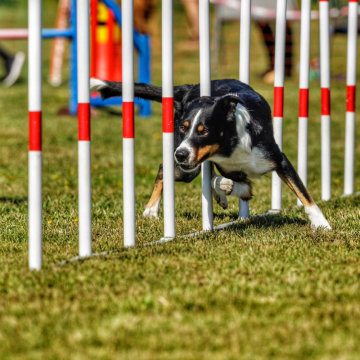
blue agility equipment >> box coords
[0,0,151,117]
[70,0,152,116]
[88,0,152,117]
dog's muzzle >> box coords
[174,147,200,173]
[174,148,190,163]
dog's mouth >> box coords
[179,163,201,173]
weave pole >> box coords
[122,0,136,247]
[297,0,311,205]
[162,0,176,238]
[238,0,251,218]
[77,0,92,256]
[199,0,213,231]
[29,0,43,270]
[344,0,358,196]
[271,0,287,210]
[319,0,331,200]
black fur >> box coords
[92,78,315,208]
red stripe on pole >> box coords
[319,0,329,2]
[78,103,91,141]
[29,111,42,151]
[321,88,331,115]
[163,98,174,133]
[349,0,358,2]
[123,101,134,138]
[274,87,284,117]
[299,88,309,118]
[346,85,356,112]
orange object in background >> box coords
[90,0,122,82]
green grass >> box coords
[1,1,360,359]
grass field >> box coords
[1,1,360,359]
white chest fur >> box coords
[211,103,273,179]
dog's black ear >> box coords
[173,84,195,113]
[174,100,183,112]
[216,95,245,116]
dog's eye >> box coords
[202,130,209,136]
[180,126,186,133]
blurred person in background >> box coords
[253,0,295,84]
[0,44,25,87]
[133,0,157,34]
[180,0,199,49]
[257,21,293,84]
[179,0,294,79]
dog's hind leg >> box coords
[275,153,331,230]
[143,164,164,219]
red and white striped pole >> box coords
[239,0,251,218]
[271,0,287,210]
[77,0,92,257]
[28,0,43,270]
[319,0,331,200]
[122,0,136,247]
[344,0,358,195]
[199,0,213,231]
[162,0,176,238]
[297,0,311,205]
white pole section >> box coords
[77,0,92,257]
[319,0,331,201]
[238,0,251,218]
[28,0,43,271]
[162,0,176,238]
[297,0,311,205]
[199,0,213,230]
[271,0,287,210]
[122,0,136,247]
[344,0,358,195]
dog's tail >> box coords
[90,78,163,103]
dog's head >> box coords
[174,94,244,172]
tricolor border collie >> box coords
[91,78,331,230]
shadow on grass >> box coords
[181,210,240,221]
[0,197,27,205]
[232,214,308,231]
[180,209,308,230]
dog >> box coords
[90,78,331,230]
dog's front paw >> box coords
[305,204,332,230]
[212,188,228,209]
[211,176,234,196]
[143,198,161,219]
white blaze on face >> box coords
[175,109,203,165]
[188,109,203,137]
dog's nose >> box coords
[175,148,189,163]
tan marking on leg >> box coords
[269,160,277,171]
[196,144,220,162]
[277,173,315,207]
[145,179,163,208]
